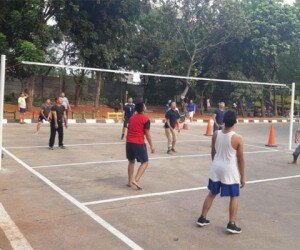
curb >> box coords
[3,118,299,124]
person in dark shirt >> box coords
[165,102,181,154]
[213,102,226,132]
[126,102,155,189]
[48,97,68,150]
[35,98,52,134]
[121,98,135,140]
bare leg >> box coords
[229,197,238,223]
[36,122,41,133]
[201,192,216,218]
[132,162,148,189]
[127,160,135,187]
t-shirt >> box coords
[214,109,225,125]
[61,97,69,110]
[51,105,65,123]
[165,109,180,129]
[126,113,150,144]
[40,104,52,117]
[124,103,135,120]
[18,97,27,109]
[188,103,196,112]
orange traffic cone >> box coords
[183,123,188,130]
[205,118,214,136]
[266,124,277,147]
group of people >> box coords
[123,98,245,234]
[18,92,71,149]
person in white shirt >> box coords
[60,92,72,118]
[196,110,245,234]
[18,92,28,124]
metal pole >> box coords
[0,55,6,170]
[289,82,296,151]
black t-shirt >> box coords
[165,109,180,129]
[51,105,65,123]
[124,103,135,120]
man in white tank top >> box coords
[196,110,245,234]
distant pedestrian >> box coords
[165,102,180,154]
[126,102,155,189]
[35,98,52,134]
[213,102,226,132]
[188,100,196,123]
[197,110,245,234]
[289,125,300,164]
[49,97,68,150]
[18,92,28,124]
[60,92,72,118]
[121,97,135,140]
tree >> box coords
[56,0,144,108]
[0,0,64,109]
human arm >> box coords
[212,111,219,128]
[52,109,58,129]
[64,110,68,128]
[211,132,217,161]
[144,120,154,153]
[295,131,300,143]
[236,135,245,188]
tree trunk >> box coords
[74,84,81,107]
[281,93,285,117]
[94,72,102,108]
[24,74,36,111]
[180,53,196,99]
[261,98,266,117]
[240,101,246,117]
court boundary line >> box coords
[2,147,143,250]
[5,139,210,149]
[82,174,300,206]
[32,149,279,169]
[0,202,33,250]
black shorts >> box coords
[123,119,129,128]
[38,115,46,122]
[126,142,148,163]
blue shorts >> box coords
[126,142,148,163]
[19,108,26,113]
[208,179,240,197]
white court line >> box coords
[5,139,210,149]
[83,174,300,206]
[32,149,278,169]
[0,203,33,250]
[2,147,143,250]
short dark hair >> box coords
[223,110,237,128]
[135,102,144,113]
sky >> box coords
[284,0,295,5]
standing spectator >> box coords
[213,102,226,132]
[126,102,155,189]
[60,92,72,118]
[197,111,245,234]
[35,98,52,134]
[49,97,68,150]
[165,102,180,154]
[113,98,121,112]
[289,124,300,164]
[188,99,196,123]
[121,97,135,140]
[18,92,28,124]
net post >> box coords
[289,82,296,151]
[0,55,6,170]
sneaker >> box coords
[227,222,242,234]
[196,216,210,227]
[59,145,66,149]
[49,147,54,150]
[171,148,177,153]
[167,149,172,154]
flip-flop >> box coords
[132,181,142,190]
[126,184,132,187]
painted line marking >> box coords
[2,147,143,250]
[83,174,300,206]
[5,139,210,149]
[31,149,279,169]
[0,202,33,250]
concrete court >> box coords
[0,122,300,249]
